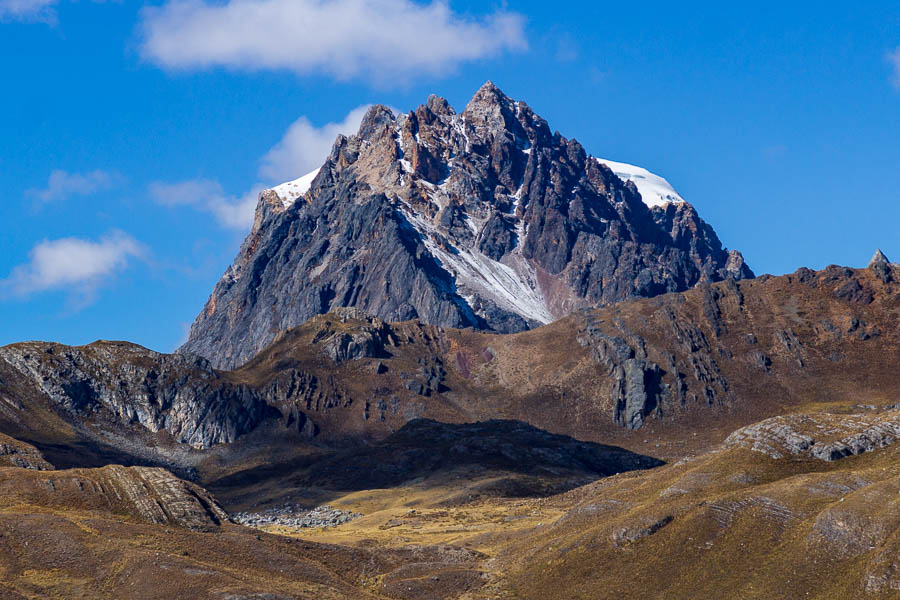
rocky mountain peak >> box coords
[869,248,891,267]
[868,248,894,283]
[425,93,455,116]
[181,83,753,369]
[462,80,523,133]
[357,104,396,141]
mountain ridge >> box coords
[180,82,752,369]
[4,260,898,472]
[2,261,900,598]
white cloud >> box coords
[259,105,371,182]
[152,104,370,230]
[0,0,57,22]
[27,169,120,205]
[149,178,263,230]
[890,47,900,88]
[1,230,145,304]
[138,0,527,83]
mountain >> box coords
[2,261,900,598]
[180,82,752,369]
[0,340,272,451]
[224,260,900,447]
[4,261,898,474]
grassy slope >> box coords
[2,265,900,598]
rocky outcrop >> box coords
[868,248,895,283]
[723,411,900,461]
[234,504,361,530]
[0,464,229,530]
[0,433,53,470]
[577,322,664,430]
[611,514,673,547]
[869,248,891,268]
[181,82,752,369]
[0,341,273,449]
[577,306,735,430]
[223,265,900,441]
[308,308,390,364]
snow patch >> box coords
[595,158,684,208]
[270,168,320,208]
[402,206,553,325]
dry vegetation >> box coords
[2,265,900,598]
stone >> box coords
[0,464,229,531]
[724,411,900,461]
[868,248,891,267]
[611,515,673,547]
[615,359,662,430]
[0,433,53,470]
[233,504,362,531]
[868,249,894,283]
[0,341,272,449]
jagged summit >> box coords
[869,248,891,267]
[181,82,753,369]
[868,248,895,283]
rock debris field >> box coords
[233,504,362,530]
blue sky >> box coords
[2,0,899,352]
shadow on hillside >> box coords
[209,419,665,506]
[19,438,201,481]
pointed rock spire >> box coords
[869,249,894,283]
[869,249,890,268]
[464,80,513,116]
[357,104,396,141]
[476,80,504,97]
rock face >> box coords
[723,411,900,461]
[2,264,897,465]
[0,433,53,470]
[0,464,229,531]
[181,82,752,369]
[308,307,391,364]
[578,324,664,430]
[0,341,273,449]
[869,248,891,268]
[869,248,895,283]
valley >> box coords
[2,82,898,599]
[1,259,900,598]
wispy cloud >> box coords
[138,0,527,84]
[149,179,264,230]
[259,105,371,182]
[0,0,57,23]
[153,104,370,230]
[0,0,116,24]
[889,47,900,88]
[26,169,121,205]
[1,230,145,307]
